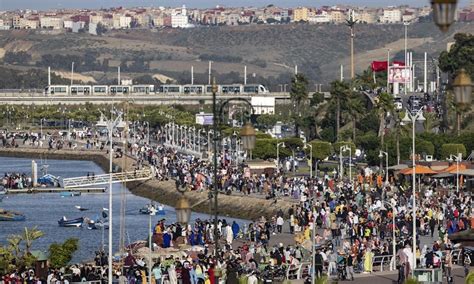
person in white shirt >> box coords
[276,216,284,233]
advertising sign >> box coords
[195,113,213,125]
[388,66,411,84]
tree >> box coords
[290,74,309,138]
[308,140,333,160]
[374,92,394,148]
[256,114,278,132]
[48,238,79,269]
[423,112,440,133]
[345,93,366,142]
[329,80,350,141]
[440,143,467,159]
[438,33,474,80]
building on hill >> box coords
[293,7,309,22]
[380,7,402,23]
[40,17,63,29]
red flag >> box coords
[371,61,388,72]
[371,61,405,72]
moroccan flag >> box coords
[371,61,405,72]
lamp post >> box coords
[447,153,461,193]
[403,21,409,95]
[382,201,397,271]
[379,150,389,186]
[276,142,285,173]
[148,205,157,284]
[340,145,352,182]
[452,69,472,136]
[211,77,255,283]
[402,108,425,273]
[431,0,458,32]
[304,143,313,178]
[198,129,202,154]
[98,110,124,284]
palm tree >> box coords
[290,74,309,137]
[423,112,440,133]
[329,80,350,141]
[375,92,394,147]
[345,93,366,142]
[22,227,44,254]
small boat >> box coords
[58,216,84,227]
[0,209,26,221]
[87,220,109,230]
[139,204,165,215]
[60,192,81,197]
[75,205,89,211]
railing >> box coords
[63,168,153,188]
[287,262,311,280]
[452,249,462,265]
[371,255,395,272]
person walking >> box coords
[314,249,324,279]
[346,253,355,281]
[276,216,284,234]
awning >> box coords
[399,165,438,175]
[388,164,408,170]
[437,164,467,174]
[459,169,474,177]
[432,173,454,178]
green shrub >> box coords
[333,141,356,154]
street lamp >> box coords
[96,110,123,284]
[402,108,425,273]
[447,153,462,193]
[340,145,352,182]
[304,143,313,178]
[452,69,473,136]
[431,0,458,32]
[175,180,191,225]
[240,123,256,160]
[379,150,389,187]
[381,201,397,271]
[276,142,286,173]
[211,77,255,283]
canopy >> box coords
[400,165,437,175]
[388,164,409,171]
[433,173,454,178]
[437,164,467,174]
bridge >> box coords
[0,90,329,105]
[62,168,153,189]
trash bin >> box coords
[414,268,443,283]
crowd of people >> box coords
[0,125,472,284]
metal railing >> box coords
[287,262,311,280]
[371,255,395,272]
[63,168,153,188]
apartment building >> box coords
[380,8,402,23]
[40,17,63,29]
[293,7,309,22]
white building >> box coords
[251,97,275,115]
[171,5,193,28]
[381,8,402,23]
[0,19,10,30]
[40,17,63,29]
[89,22,98,35]
[308,11,331,23]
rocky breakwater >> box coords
[0,147,296,220]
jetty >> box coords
[6,187,106,194]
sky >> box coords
[0,0,471,10]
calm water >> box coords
[0,157,248,263]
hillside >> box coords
[0,22,470,90]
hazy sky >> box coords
[0,0,470,10]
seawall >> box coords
[0,148,294,220]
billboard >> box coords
[251,97,275,115]
[388,66,411,84]
[195,113,213,125]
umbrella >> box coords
[388,164,409,170]
[399,165,437,175]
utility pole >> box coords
[424,52,428,93]
[346,10,358,80]
[71,62,74,86]
[208,61,212,85]
[191,66,194,85]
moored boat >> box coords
[60,191,81,197]
[58,216,84,227]
[0,209,26,221]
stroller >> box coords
[336,254,347,280]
